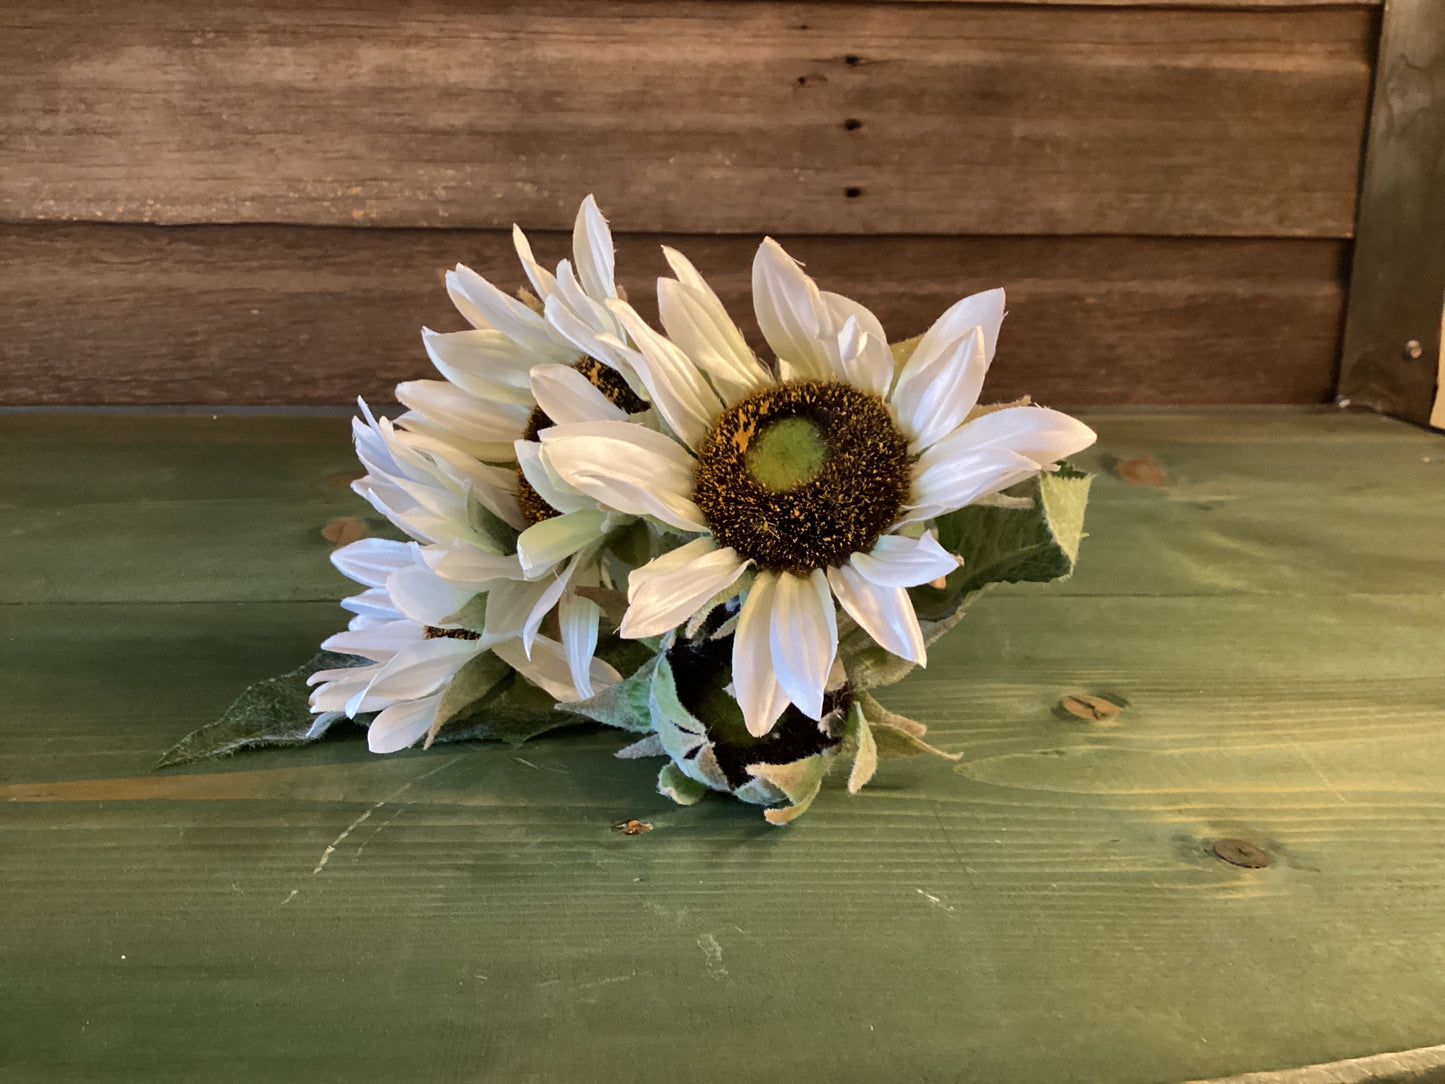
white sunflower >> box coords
[371,195,658,696]
[308,538,619,752]
[535,238,1097,737]
[398,193,643,461]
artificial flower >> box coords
[538,238,1096,736]
[308,537,620,752]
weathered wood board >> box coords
[0,225,1348,406]
[2,410,1436,607]
[1,1,1375,236]
[3,411,1445,1082]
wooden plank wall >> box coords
[1,1,1379,406]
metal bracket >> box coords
[1338,0,1445,428]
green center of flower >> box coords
[744,416,827,490]
[692,380,911,575]
[517,358,646,527]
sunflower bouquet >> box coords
[163,196,1095,824]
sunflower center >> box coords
[423,626,481,640]
[692,380,911,575]
[517,358,646,527]
[744,416,827,490]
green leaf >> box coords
[856,691,928,738]
[466,492,519,555]
[837,606,969,691]
[426,650,512,747]
[434,673,585,746]
[915,464,1093,623]
[856,691,959,761]
[568,654,660,733]
[445,594,488,633]
[657,762,709,805]
[156,651,363,768]
[747,754,830,825]
[845,701,879,794]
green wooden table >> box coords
[3,409,1444,1083]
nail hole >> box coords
[844,54,861,66]
[796,75,808,86]
[795,23,809,30]
[843,118,863,131]
[844,186,863,199]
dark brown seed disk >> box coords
[516,357,647,527]
[423,626,481,640]
[692,380,911,575]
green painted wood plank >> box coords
[1,410,1442,605]
[4,586,1445,1082]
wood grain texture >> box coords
[5,592,1445,1081]
[1,1,1375,237]
[0,224,1349,406]
[4,412,1445,1081]
[5,411,1442,608]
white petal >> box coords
[321,619,420,663]
[385,563,481,627]
[447,264,573,361]
[309,667,376,712]
[516,440,593,516]
[421,328,535,404]
[931,406,1098,467]
[827,563,926,665]
[850,532,959,589]
[751,238,831,378]
[606,299,722,451]
[394,380,529,446]
[530,363,627,425]
[768,570,837,721]
[517,508,609,578]
[390,410,518,466]
[542,293,634,383]
[818,292,893,395]
[339,587,400,623]
[539,422,706,532]
[892,327,987,453]
[495,635,621,703]
[733,572,790,737]
[559,592,603,699]
[484,560,574,654]
[512,224,558,302]
[911,287,1007,372]
[358,637,480,704]
[368,693,445,754]
[428,543,523,587]
[620,539,749,639]
[553,260,627,342]
[656,271,769,404]
[902,448,1041,524]
[331,538,413,589]
[572,194,618,303]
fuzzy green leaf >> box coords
[748,755,830,825]
[445,594,489,633]
[466,493,519,556]
[837,606,970,691]
[657,762,709,805]
[845,702,879,794]
[568,654,660,733]
[914,463,1093,623]
[426,650,512,746]
[156,651,363,768]
[435,672,585,746]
